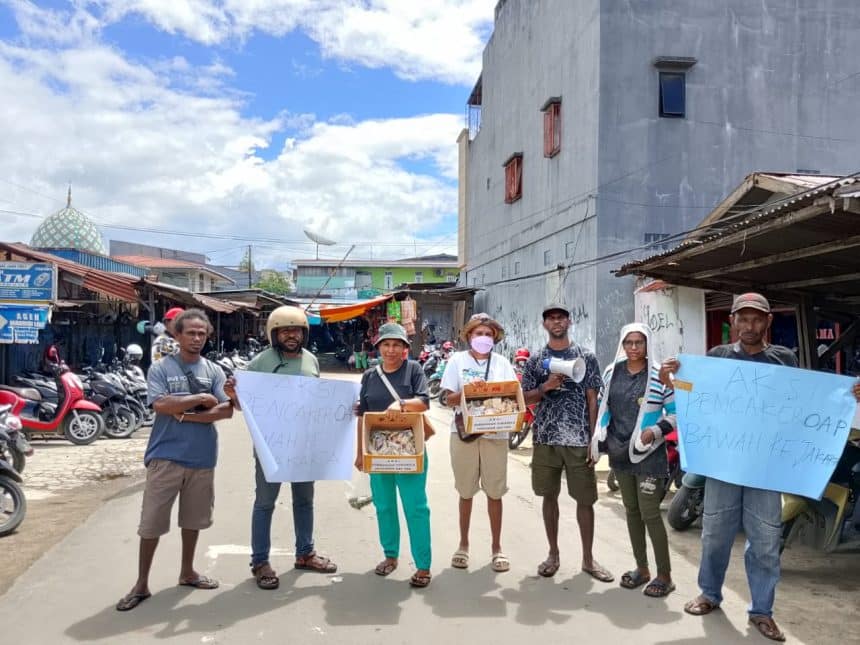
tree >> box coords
[239,247,256,273]
[254,271,293,295]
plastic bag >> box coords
[346,469,373,510]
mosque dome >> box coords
[30,188,108,255]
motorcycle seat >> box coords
[0,384,42,401]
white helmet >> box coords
[126,344,144,360]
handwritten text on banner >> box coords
[235,371,360,482]
[674,354,858,499]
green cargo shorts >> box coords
[531,444,598,505]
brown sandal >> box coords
[684,595,721,616]
[251,562,280,590]
[375,559,398,576]
[410,571,432,588]
[749,615,786,642]
[294,552,337,573]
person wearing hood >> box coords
[590,323,676,598]
[441,314,518,573]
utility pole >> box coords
[247,244,252,289]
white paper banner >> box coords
[235,371,360,482]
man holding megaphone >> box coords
[520,303,614,583]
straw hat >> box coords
[461,313,505,343]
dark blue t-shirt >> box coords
[145,355,227,469]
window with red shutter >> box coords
[503,153,523,203]
[541,98,561,157]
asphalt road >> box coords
[0,379,817,645]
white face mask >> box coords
[470,335,494,354]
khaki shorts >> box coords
[449,434,509,499]
[138,459,215,539]
[531,444,597,505]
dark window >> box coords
[504,153,523,203]
[514,261,521,275]
[659,72,685,118]
[544,250,552,266]
[565,241,575,258]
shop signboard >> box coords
[0,262,57,302]
[0,304,51,344]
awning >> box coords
[315,294,392,323]
[143,280,242,314]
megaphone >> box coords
[541,357,586,383]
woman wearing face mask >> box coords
[590,323,677,598]
[441,314,518,573]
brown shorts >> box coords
[449,434,509,499]
[138,459,215,539]
[531,444,598,505]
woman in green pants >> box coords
[591,322,677,597]
[354,322,432,588]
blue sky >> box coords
[0,0,495,267]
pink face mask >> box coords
[470,335,494,354]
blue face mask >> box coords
[470,335,494,354]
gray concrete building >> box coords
[459,0,860,364]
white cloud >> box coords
[84,0,495,85]
[0,33,461,269]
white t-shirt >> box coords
[440,350,518,440]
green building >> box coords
[294,254,460,299]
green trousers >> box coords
[369,455,431,570]
[354,351,368,370]
[616,471,671,576]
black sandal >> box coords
[620,570,649,589]
[643,578,676,597]
[251,562,280,590]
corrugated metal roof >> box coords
[619,175,860,274]
[143,280,241,314]
[0,242,140,302]
[114,255,235,283]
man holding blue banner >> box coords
[660,293,860,642]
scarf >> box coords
[590,322,676,464]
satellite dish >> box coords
[303,228,336,246]
[304,228,337,259]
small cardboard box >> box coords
[462,380,525,435]
[362,411,425,474]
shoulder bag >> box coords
[454,353,492,443]
[374,364,436,440]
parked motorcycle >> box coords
[667,472,706,530]
[81,367,138,439]
[781,434,860,553]
[0,428,26,536]
[509,359,535,449]
[0,403,32,473]
[427,355,449,401]
[0,363,105,445]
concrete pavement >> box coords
[0,397,799,644]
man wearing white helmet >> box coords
[225,305,337,590]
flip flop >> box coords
[620,570,649,589]
[538,556,560,577]
[749,615,786,642]
[115,592,151,612]
[582,563,614,583]
[643,578,676,597]
[491,553,510,573]
[179,575,219,590]
[451,549,469,569]
[375,559,398,576]
[684,595,721,616]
